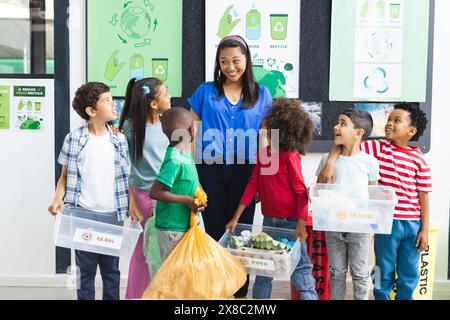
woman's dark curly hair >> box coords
[72,82,110,120]
[264,99,313,155]
[394,102,428,140]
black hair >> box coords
[264,99,314,155]
[394,102,428,140]
[341,107,374,141]
[213,35,260,109]
[72,82,110,120]
[118,77,163,161]
[161,107,193,146]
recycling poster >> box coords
[87,0,182,97]
[205,0,300,98]
[0,79,51,132]
[329,0,430,102]
[0,86,10,130]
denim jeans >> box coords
[252,217,318,300]
[374,220,421,300]
[326,231,371,300]
[65,206,122,300]
[75,250,120,300]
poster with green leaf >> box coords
[87,0,182,97]
[329,0,430,102]
[0,86,10,130]
[205,0,300,98]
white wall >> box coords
[0,0,447,288]
[425,0,450,282]
[0,79,55,282]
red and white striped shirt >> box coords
[361,140,431,220]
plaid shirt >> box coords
[58,123,130,221]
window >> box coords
[0,0,54,75]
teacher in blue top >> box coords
[188,35,272,298]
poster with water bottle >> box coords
[11,86,46,131]
[0,79,52,132]
[87,0,182,97]
[205,0,301,99]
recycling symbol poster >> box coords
[205,0,300,99]
[87,0,182,97]
[0,79,53,132]
[329,0,430,102]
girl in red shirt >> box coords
[226,98,318,299]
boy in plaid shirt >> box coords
[48,82,133,300]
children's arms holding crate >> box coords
[226,204,246,234]
[316,145,340,183]
[128,184,144,223]
[48,165,68,215]
[226,164,260,233]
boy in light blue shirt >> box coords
[315,108,380,300]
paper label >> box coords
[236,255,275,271]
[73,228,123,250]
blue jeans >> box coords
[373,219,421,300]
[252,217,318,300]
[66,206,122,300]
[75,250,120,300]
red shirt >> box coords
[240,147,308,220]
[361,140,432,220]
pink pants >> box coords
[125,186,156,299]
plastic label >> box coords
[73,228,123,250]
[331,210,376,224]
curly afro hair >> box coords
[72,82,110,120]
[264,99,313,155]
[394,102,428,140]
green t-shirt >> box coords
[155,146,199,232]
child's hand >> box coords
[317,164,336,183]
[129,203,143,223]
[48,199,64,216]
[186,196,207,213]
[416,229,429,252]
[296,220,308,243]
[225,218,238,233]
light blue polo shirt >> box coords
[187,82,272,164]
[122,120,169,190]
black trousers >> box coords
[197,163,255,298]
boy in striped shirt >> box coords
[318,103,431,300]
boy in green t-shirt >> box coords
[149,107,206,261]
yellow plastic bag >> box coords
[142,189,247,299]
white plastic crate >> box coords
[218,223,301,279]
[310,183,397,234]
[54,213,142,257]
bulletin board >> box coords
[298,0,434,153]
[96,0,434,153]
[86,0,183,97]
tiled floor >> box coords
[1,280,449,300]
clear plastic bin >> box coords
[54,213,143,257]
[310,183,397,234]
[218,223,301,278]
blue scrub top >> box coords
[188,82,272,164]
